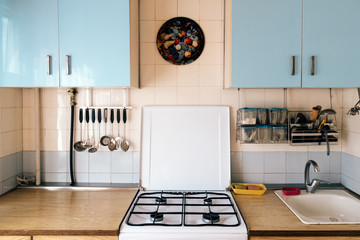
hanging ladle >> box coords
[108,109,117,151]
[115,109,121,150]
[83,108,92,148]
[88,109,98,153]
[100,108,111,146]
[74,108,87,152]
[120,108,130,152]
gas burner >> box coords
[150,212,164,222]
[202,213,220,223]
[155,197,167,204]
[204,198,212,205]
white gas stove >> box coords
[118,106,248,240]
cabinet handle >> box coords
[291,56,295,76]
[311,56,315,76]
[47,55,51,75]
[66,55,71,75]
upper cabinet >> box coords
[225,0,360,88]
[0,0,139,87]
[0,0,59,87]
[227,0,302,88]
[302,0,360,88]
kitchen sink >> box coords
[275,189,360,224]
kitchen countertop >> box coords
[0,188,138,236]
[1,187,360,237]
[233,189,360,237]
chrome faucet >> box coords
[304,160,321,193]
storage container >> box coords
[238,108,257,125]
[239,126,257,143]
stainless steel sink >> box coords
[275,189,360,224]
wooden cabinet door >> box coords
[302,0,360,88]
[58,0,131,87]
[0,0,59,87]
[230,0,302,87]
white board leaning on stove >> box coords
[140,106,231,191]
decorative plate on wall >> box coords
[156,17,205,65]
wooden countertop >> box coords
[233,189,360,237]
[0,188,138,236]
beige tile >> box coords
[1,108,17,132]
[23,88,35,108]
[110,88,126,106]
[41,130,67,151]
[130,87,155,108]
[199,87,221,105]
[16,129,22,152]
[177,64,200,87]
[22,130,35,151]
[241,89,265,108]
[129,108,141,131]
[16,108,23,130]
[155,65,177,87]
[140,0,155,20]
[199,65,223,87]
[331,88,343,109]
[200,0,224,20]
[140,21,156,43]
[41,108,67,130]
[156,0,178,20]
[0,133,2,158]
[220,88,238,106]
[198,43,223,65]
[342,108,360,133]
[178,0,200,20]
[343,88,358,109]
[140,65,156,87]
[200,20,223,43]
[1,88,19,108]
[287,88,310,110]
[230,129,241,151]
[1,131,17,156]
[93,88,111,106]
[155,87,177,105]
[23,109,35,130]
[176,87,199,104]
[308,88,332,110]
[41,88,69,108]
[129,129,140,151]
[264,89,285,108]
[140,43,156,65]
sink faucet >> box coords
[305,160,321,193]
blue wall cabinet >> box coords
[226,0,360,88]
[227,0,302,88]
[58,0,138,87]
[0,0,138,87]
[0,0,60,87]
[302,0,360,88]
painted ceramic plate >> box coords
[156,17,205,65]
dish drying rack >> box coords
[288,111,338,146]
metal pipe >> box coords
[68,89,77,186]
[35,88,41,185]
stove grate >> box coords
[126,191,241,227]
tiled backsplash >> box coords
[23,151,139,184]
[0,0,360,195]
[0,88,23,194]
[231,151,341,184]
